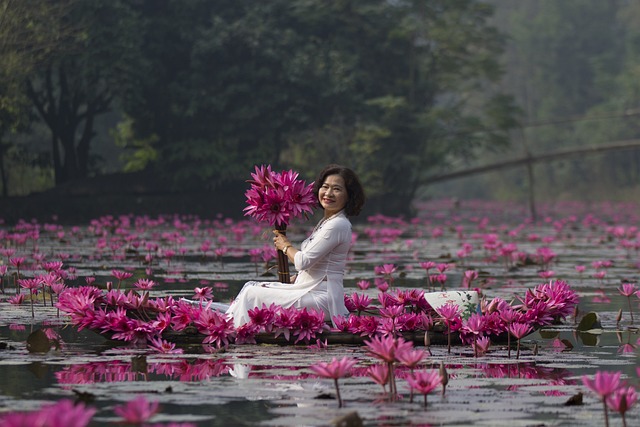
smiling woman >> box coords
[225,164,366,328]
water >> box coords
[0,199,639,426]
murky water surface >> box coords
[0,200,639,426]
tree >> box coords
[0,0,77,195]
[24,0,142,184]
[119,0,517,215]
[281,0,518,214]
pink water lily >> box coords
[435,302,461,354]
[607,385,637,427]
[309,357,358,407]
[365,335,413,401]
[508,322,532,359]
[0,399,96,427]
[406,369,441,408]
[113,395,160,424]
[582,370,623,427]
[618,282,638,323]
[243,165,315,227]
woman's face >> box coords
[319,174,348,216]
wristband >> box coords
[283,245,291,255]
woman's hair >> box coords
[313,164,366,216]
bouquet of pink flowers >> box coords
[243,164,316,226]
[244,165,316,282]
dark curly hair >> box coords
[313,164,366,217]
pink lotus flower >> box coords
[582,370,622,399]
[406,369,441,408]
[243,165,315,226]
[42,261,64,272]
[365,335,413,401]
[462,269,478,288]
[460,313,486,357]
[309,357,358,407]
[473,336,491,356]
[582,370,623,427]
[248,303,277,333]
[111,269,133,289]
[376,280,389,292]
[395,348,425,369]
[8,294,25,305]
[356,280,371,290]
[148,337,183,354]
[435,302,461,354]
[273,305,299,341]
[113,395,160,424]
[291,308,326,343]
[194,306,234,348]
[607,385,637,426]
[619,282,638,323]
[134,278,157,291]
[367,363,390,393]
[193,286,213,304]
[348,292,372,315]
[508,322,532,359]
[19,278,40,318]
[0,399,96,427]
[375,263,397,277]
[619,282,637,297]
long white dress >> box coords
[225,211,351,327]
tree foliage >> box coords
[23,0,142,184]
[117,0,517,214]
[3,0,519,214]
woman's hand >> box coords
[272,230,291,252]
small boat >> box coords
[92,290,501,347]
[62,284,575,348]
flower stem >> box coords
[30,289,34,318]
[333,378,343,408]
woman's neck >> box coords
[323,210,342,220]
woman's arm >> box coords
[273,219,350,270]
[293,220,350,271]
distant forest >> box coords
[1,0,639,216]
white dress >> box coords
[225,211,352,327]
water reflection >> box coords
[56,357,229,385]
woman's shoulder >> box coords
[325,214,351,231]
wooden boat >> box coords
[93,291,514,347]
[157,324,461,346]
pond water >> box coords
[0,199,638,426]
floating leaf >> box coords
[576,312,601,332]
[560,339,574,351]
[564,392,583,406]
[26,329,51,353]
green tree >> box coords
[281,0,517,214]
[24,0,142,184]
[0,0,77,195]
[122,0,516,215]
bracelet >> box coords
[283,245,291,255]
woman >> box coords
[225,164,366,327]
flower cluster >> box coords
[0,396,193,427]
[57,286,330,349]
[243,164,316,226]
[56,275,578,355]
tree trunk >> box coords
[0,142,7,197]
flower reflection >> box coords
[481,363,574,395]
[55,358,229,385]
